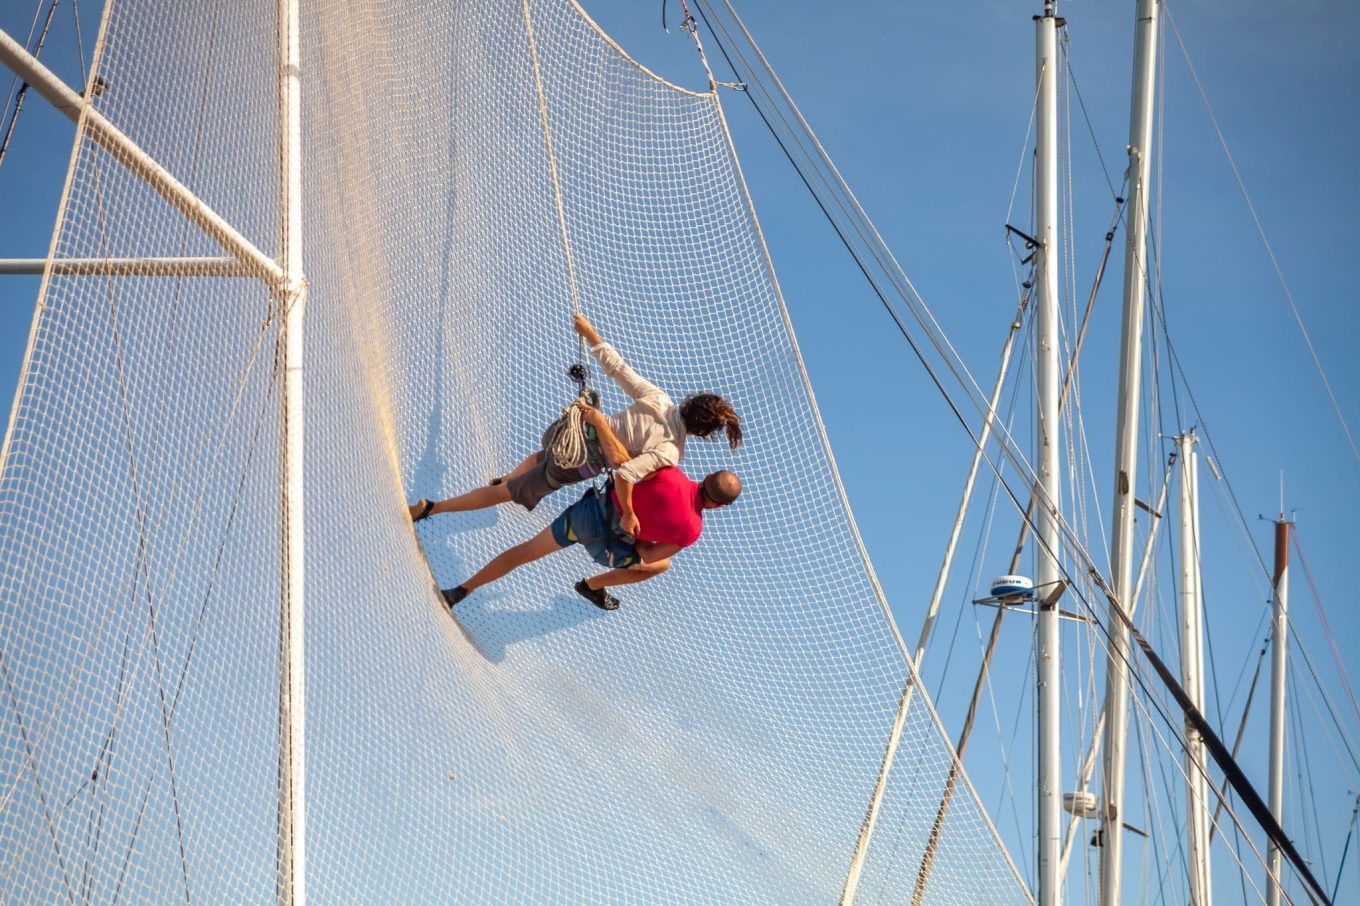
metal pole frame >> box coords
[0,29,283,285]
[1034,8,1063,904]
[841,299,1026,906]
[0,13,305,905]
[1266,519,1291,906]
[277,0,306,901]
[1099,2,1159,902]
[1177,433,1212,906]
[0,257,249,276]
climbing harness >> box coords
[577,476,638,569]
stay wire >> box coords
[0,0,47,130]
[1132,684,1179,906]
[932,293,1033,703]
[69,0,86,86]
[697,0,1081,588]
[693,7,1331,898]
[0,0,62,170]
[1163,0,1360,473]
[1129,655,1272,905]
[1199,566,1258,892]
[1287,606,1360,778]
[1293,528,1360,742]
[1060,28,1117,202]
[696,0,1022,448]
[1334,798,1359,904]
[693,0,992,478]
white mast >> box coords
[1176,432,1212,905]
[1099,1,1158,902]
[1266,515,1291,906]
[1034,6,1063,904]
[278,0,306,900]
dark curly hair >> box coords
[679,393,742,450]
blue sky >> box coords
[1,0,1356,902]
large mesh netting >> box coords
[0,1,1032,902]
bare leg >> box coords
[462,526,564,592]
[415,452,541,520]
[584,558,670,590]
[429,482,512,516]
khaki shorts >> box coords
[505,443,604,512]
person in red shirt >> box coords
[441,465,741,611]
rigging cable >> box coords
[1144,245,1360,785]
[693,0,1032,467]
[1292,666,1329,884]
[78,8,238,899]
[1134,17,1359,802]
[68,0,85,86]
[1127,651,1274,904]
[1161,0,1360,473]
[0,1,44,129]
[695,0,1109,604]
[689,6,1334,898]
[1333,795,1359,904]
[1060,28,1118,201]
[1132,685,1177,906]
[1293,529,1360,739]
[0,0,61,170]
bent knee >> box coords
[631,557,670,575]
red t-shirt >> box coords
[612,466,704,548]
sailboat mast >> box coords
[1176,433,1212,905]
[1266,516,1291,906]
[1034,6,1064,903]
[1099,0,1159,903]
[278,0,306,900]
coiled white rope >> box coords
[541,398,590,470]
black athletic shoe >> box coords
[441,585,469,608]
[574,579,620,611]
[409,499,435,523]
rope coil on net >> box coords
[540,403,588,469]
[540,364,600,471]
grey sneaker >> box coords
[574,579,619,611]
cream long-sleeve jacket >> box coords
[591,342,686,484]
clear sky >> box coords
[1,0,1356,902]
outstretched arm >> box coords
[574,314,664,403]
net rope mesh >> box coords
[0,1,1031,902]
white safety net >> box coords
[0,1,1031,902]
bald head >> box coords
[701,471,742,508]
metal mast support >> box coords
[1176,433,1212,905]
[277,0,306,901]
[840,305,1022,906]
[1266,518,1291,906]
[1099,1,1158,903]
[0,15,305,903]
[0,29,283,285]
[1034,8,1063,904]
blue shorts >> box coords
[550,487,639,569]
